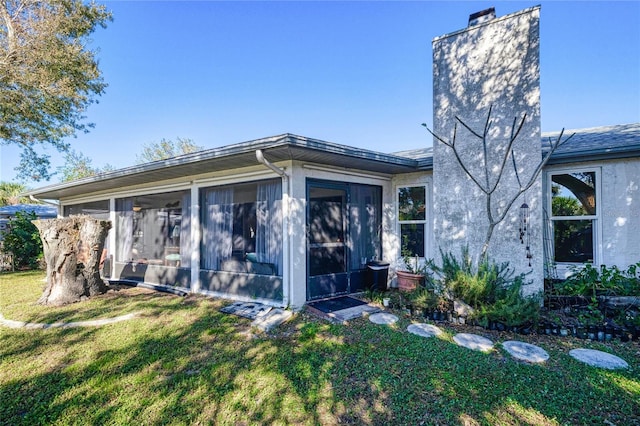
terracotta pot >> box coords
[396,270,424,292]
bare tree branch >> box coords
[487,113,526,195]
[423,122,489,193]
[425,105,576,259]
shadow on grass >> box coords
[1,277,639,425]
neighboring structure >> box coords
[25,7,640,309]
[0,204,58,240]
[0,203,58,271]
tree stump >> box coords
[33,216,112,306]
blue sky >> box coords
[1,1,639,185]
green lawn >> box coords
[1,270,638,425]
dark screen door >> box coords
[307,184,348,300]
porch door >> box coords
[307,182,349,300]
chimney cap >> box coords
[468,7,496,26]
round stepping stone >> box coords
[407,323,443,338]
[453,333,494,352]
[369,312,399,325]
[502,341,549,363]
[569,349,629,370]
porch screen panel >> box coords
[201,188,234,270]
[180,192,191,268]
[116,198,134,262]
[256,180,283,276]
[63,200,109,218]
[349,184,382,269]
[64,200,112,275]
[63,200,110,251]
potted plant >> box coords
[396,237,428,292]
[397,263,426,292]
[434,294,453,322]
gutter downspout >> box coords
[255,150,292,309]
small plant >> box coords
[364,288,385,304]
[479,282,541,327]
[577,300,606,326]
[400,235,428,276]
[407,287,437,312]
[385,290,409,309]
[432,247,516,309]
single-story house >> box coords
[25,6,640,309]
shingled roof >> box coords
[392,123,640,167]
[543,123,640,164]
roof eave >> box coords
[546,146,640,165]
[25,134,420,200]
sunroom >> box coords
[28,134,424,309]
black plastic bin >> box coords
[366,261,390,291]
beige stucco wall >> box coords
[601,158,640,267]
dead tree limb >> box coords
[423,105,575,259]
[33,216,111,306]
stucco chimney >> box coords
[432,6,542,293]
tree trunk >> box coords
[33,216,111,306]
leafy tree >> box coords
[552,194,583,217]
[135,138,204,164]
[0,0,112,182]
[0,181,29,205]
[57,149,113,182]
[2,210,42,269]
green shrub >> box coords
[2,211,42,269]
[433,247,514,308]
[479,280,541,327]
[557,262,640,297]
[430,247,540,327]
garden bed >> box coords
[370,289,640,343]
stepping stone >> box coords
[453,333,494,352]
[220,302,272,319]
[369,313,399,325]
[324,304,381,323]
[569,349,629,370]
[251,308,293,332]
[502,341,549,363]
[407,323,443,338]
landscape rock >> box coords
[454,299,475,317]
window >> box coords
[398,186,427,257]
[550,170,598,263]
[200,179,282,276]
